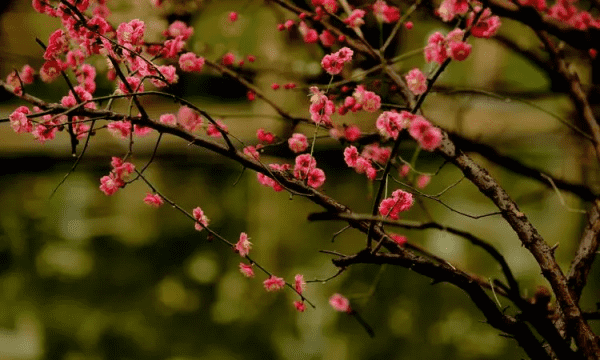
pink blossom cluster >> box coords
[361,143,391,165]
[257,163,290,192]
[344,9,366,28]
[425,29,472,65]
[373,0,401,23]
[239,263,255,278]
[5,65,35,96]
[344,146,378,181]
[312,0,339,14]
[294,154,326,188]
[352,85,381,113]
[321,47,354,75]
[376,111,408,139]
[437,0,469,22]
[99,157,135,196]
[378,189,414,220]
[309,87,336,125]
[466,8,502,38]
[206,120,229,138]
[408,115,443,151]
[299,21,319,43]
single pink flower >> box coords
[294,274,306,294]
[390,233,407,247]
[264,276,286,292]
[417,174,431,189]
[229,11,238,22]
[406,68,427,95]
[288,133,308,153]
[193,207,209,231]
[144,193,164,207]
[294,300,306,312]
[344,146,359,167]
[235,232,252,257]
[329,293,351,313]
[239,263,255,277]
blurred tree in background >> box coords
[0,0,599,359]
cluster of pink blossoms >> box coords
[192,207,209,231]
[294,154,326,188]
[379,189,414,220]
[376,111,442,151]
[437,1,501,39]
[321,47,354,75]
[143,193,164,207]
[425,29,472,64]
[309,87,336,125]
[344,146,377,180]
[99,157,135,196]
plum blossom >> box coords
[144,193,164,207]
[179,52,205,72]
[379,189,414,219]
[9,106,32,134]
[344,9,366,28]
[406,68,427,95]
[193,207,209,231]
[329,293,351,313]
[373,0,401,23]
[288,133,309,153]
[264,276,286,291]
[239,263,255,277]
[294,301,306,312]
[235,232,252,257]
[294,274,306,294]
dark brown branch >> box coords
[568,199,600,304]
[332,250,553,360]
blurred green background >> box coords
[0,0,598,359]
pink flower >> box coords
[376,111,404,139]
[321,54,344,75]
[44,29,67,60]
[160,113,177,125]
[408,116,432,140]
[239,263,255,277]
[399,164,410,177]
[424,32,448,65]
[118,76,143,94]
[344,125,361,141]
[206,120,228,137]
[99,173,123,196]
[468,8,501,38]
[294,274,306,294]
[417,174,431,189]
[222,53,235,66]
[177,106,203,132]
[271,83,280,90]
[235,232,252,257]
[9,106,32,134]
[344,9,366,28]
[179,52,205,72]
[229,11,238,22]
[448,41,472,61]
[288,133,308,153]
[362,144,391,164]
[161,36,186,58]
[344,146,359,167]
[107,121,132,139]
[329,293,351,313]
[193,207,209,231]
[19,65,35,84]
[437,0,469,22]
[379,189,414,219]
[419,127,443,151]
[40,59,66,83]
[307,168,326,188]
[373,0,400,23]
[117,19,145,46]
[257,128,276,144]
[406,68,427,95]
[264,276,286,291]
[319,30,336,47]
[244,145,261,160]
[163,21,194,40]
[294,301,306,312]
[294,153,317,179]
[390,233,407,247]
[144,193,164,207]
